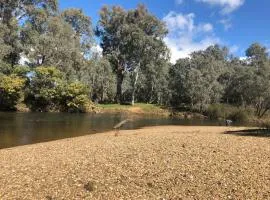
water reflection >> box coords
[0,112,247,149]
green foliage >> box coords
[60,82,90,113]
[228,109,249,123]
[205,104,249,122]
[1,0,270,121]
[97,4,169,103]
[25,66,90,112]
[0,61,13,74]
[169,45,227,112]
[81,58,116,103]
[12,65,31,78]
[246,43,268,66]
[24,66,64,112]
[206,104,229,120]
[0,74,25,110]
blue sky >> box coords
[60,0,270,63]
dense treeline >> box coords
[1,1,270,118]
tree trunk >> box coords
[115,70,124,104]
[131,66,140,106]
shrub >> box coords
[25,66,92,113]
[12,65,31,78]
[0,62,12,75]
[228,109,249,122]
[206,104,226,120]
[24,66,64,112]
[0,74,25,110]
[60,82,90,113]
[205,104,234,120]
[206,104,249,122]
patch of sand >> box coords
[0,126,269,199]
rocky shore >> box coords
[0,126,269,199]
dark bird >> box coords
[113,119,131,136]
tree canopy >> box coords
[1,1,270,119]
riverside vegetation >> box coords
[1,1,270,125]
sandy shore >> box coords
[0,126,269,199]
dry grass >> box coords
[0,126,269,199]
[96,103,169,116]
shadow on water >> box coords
[225,129,270,138]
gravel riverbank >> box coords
[0,126,269,199]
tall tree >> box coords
[170,45,228,111]
[0,0,58,66]
[246,43,268,67]
[22,10,93,80]
[96,4,169,104]
[61,8,93,57]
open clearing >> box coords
[0,126,269,199]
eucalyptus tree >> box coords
[23,15,79,75]
[61,8,93,57]
[169,58,191,107]
[0,0,58,22]
[246,43,268,68]
[170,45,229,111]
[0,0,58,66]
[96,4,169,104]
[0,15,22,66]
[245,43,270,117]
[81,58,116,103]
[136,60,170,105]
[22,7,94,80]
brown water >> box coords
[0,112,246,149]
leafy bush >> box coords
[12,65,31,78]
[25,66,91,112]
[205,104,235,120]
[205,104,249,122]
[228,109,249,122]
[206,104,226,120]
[24,66,64,112]
[60,82,90,113]
[0,62,13,75]
[0,74,25,110]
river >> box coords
[0,112,246,149]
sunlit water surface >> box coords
[0,112,249,149]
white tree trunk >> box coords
[131,65,140,106]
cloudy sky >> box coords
[60,0,270,63]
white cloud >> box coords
[175,0,184,5]
[91,44,103,55]
[163,12,195,32]
[197,0,245,14]
[219,18,232,30]
[163,12,220,63]
[229,45,239,54]
[198,23,213,32]
[239,56,247,61]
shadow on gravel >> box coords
[225,129,270,138]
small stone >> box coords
[84,181,95,192]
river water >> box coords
[0,112,246,149]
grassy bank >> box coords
[96,103,170,116]
[0,126,269,199]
